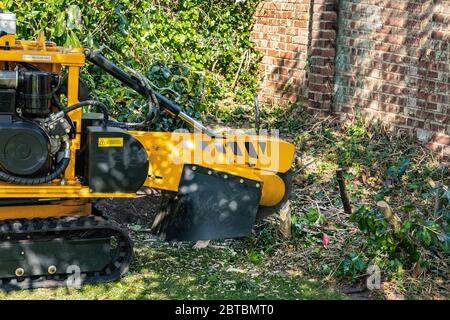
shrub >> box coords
[5,0,262,123]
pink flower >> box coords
[322,234,330,246]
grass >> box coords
[0,236,345,300]
[243,105,449,300]
[1,104,447,300]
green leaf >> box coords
[66,5,82,30]
[403,204,416,213]
[397,159,410,178]
[85,31,94,47]
[401,220,412,233]
[419,228,432,247]
[306,208,319,223]
[54,12,66,38]
[66,30,82,48]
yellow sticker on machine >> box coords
[98,137,124,148]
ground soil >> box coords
[95,189,161,228]
[93,191,375,300]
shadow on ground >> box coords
[0,196,345,300]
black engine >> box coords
[0,69,71,178]
[0,120,50,176]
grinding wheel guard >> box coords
[133,130,295,208]
[151,165,262,241]
[138,129,296,241]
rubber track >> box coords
[0,215,133,292]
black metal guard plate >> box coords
[153,165,262,241]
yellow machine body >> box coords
[0,34,295,221]
[0,5,296,291]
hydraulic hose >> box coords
[52,94,76,132]
[84,49,181,116]
[84,49,218,137]
[107,93,160,130]
[64,100,109,127]
[0,141,71,185]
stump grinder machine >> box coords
[0,6,295,291]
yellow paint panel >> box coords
[0,50,85,66]
[0,34,15,47]
[0,182,136,199]
[0,200,91,221]
[131,131,295,174]
[132,131,294,206]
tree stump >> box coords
[279,200,292,239]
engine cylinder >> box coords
[20,71,52,118]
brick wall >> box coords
[307,0,337,116]
[251,0,450,159]
[251,0,310,105]
[334,0,450,158]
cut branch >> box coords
[336,168,352,215]
[377,201,402,233]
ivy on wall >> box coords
[5,0,262,124]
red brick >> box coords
[252,0,450,160]
[434,134,450,146]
